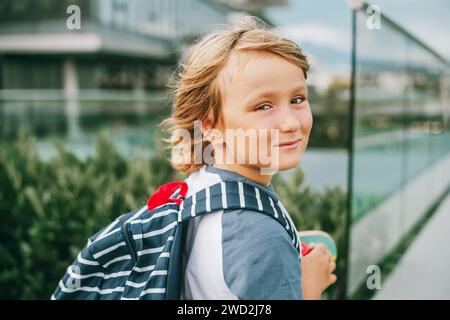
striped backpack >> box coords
[52,179,302,300]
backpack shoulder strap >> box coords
[178,180,300,253]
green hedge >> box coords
[0,132,347,299]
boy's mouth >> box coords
[277,138,302,149]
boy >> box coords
[163,16,336,300]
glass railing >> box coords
[0,89,170,159]
[347,2,450,296]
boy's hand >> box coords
[301,243,337,300]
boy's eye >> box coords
[255,104,272,111]
[291,96,306,104]
[254,96,306,111]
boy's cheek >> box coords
[303,107,314,133]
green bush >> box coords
[0,132,347,299]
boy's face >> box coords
[211,50,312,172]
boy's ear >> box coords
[201,114,214,136]
[201,112,224,145]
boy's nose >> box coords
[278,106,301,133]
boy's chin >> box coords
[257,157,301,173]
[277,158,301,171]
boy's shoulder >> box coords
[221,208,302,299]
[221,208,294,250]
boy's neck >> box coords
[211,163,272,187]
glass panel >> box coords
[348,7,450,296]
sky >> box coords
[265,0,450,62]
[370,0,450,60]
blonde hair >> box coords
[161,16,310,174]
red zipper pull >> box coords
[147,181,188,211]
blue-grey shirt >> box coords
[181,165,303,300]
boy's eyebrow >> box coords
[245,84,307,104]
